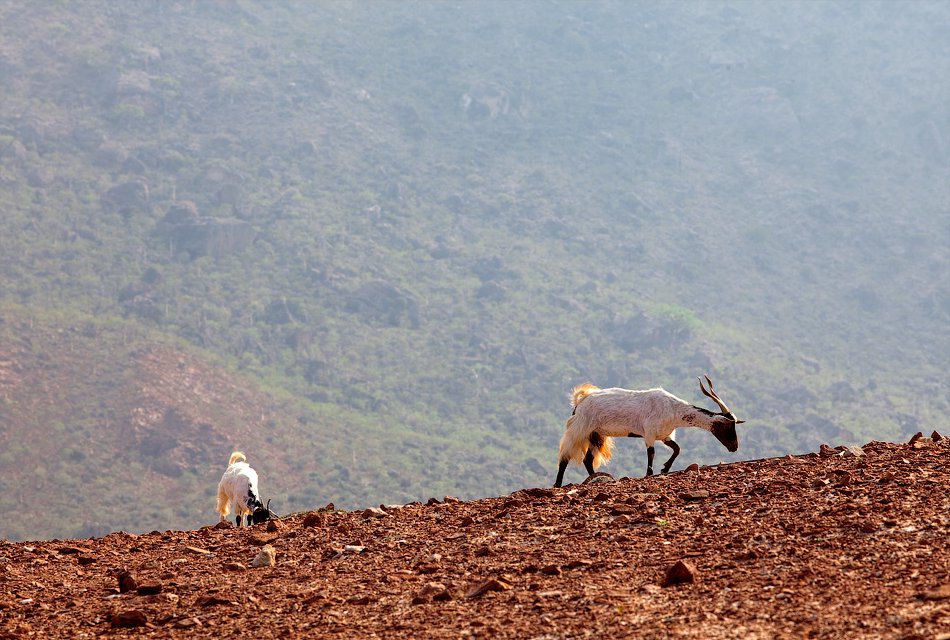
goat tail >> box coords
[558,413,614,469]
[593,435,614,468]
[228,451,246,466]
[570,383,600,409]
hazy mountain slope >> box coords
[0,1,946,539]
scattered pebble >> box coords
[250,544,276,568]
[663,560,697,587]
[110,609,147,628]
[680,489,709,501]
[136,583,162,596]
[466,578,512,598]
[303,512,325,528]
[117,571,138,594]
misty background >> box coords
[0,0,946,541]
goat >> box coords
[215,451,275,526]
[554,375,745,487]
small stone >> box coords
[680,489,709,501]
[413,581,451,604]
[197,595,233,607]
[184,546,214,557]
[859,520,880,533]
[342,545,367,554]
[819,444,836,457]
[443,496,461,504]
[663,560,696,586]
[136,583,163,596]
[427,497,441,505]
[417,582,448,598]
[919,584,950,601]
[433,588,453,602]
[302,513,325,528]
[520,487,553,499]
[111,610,148,628]
[833,471,853,486]
[213,521,231,530]
[931,430,944,442]
[77,555,97,566]
[223,562,247,571]
[142,593,178,604]
[840,446,865,458]
[466,578,512,598]
[361,507,390,519]
[458,516,475,527]
[174,617,202,629]
[582,473,615,485]
[346,595,372,605]
[473,546,491,558]
[58,546,91,555]
[250,544,276,568]
[908,431,924,444]
[265,519,282,532]
[117,571,137,593]
[685,463,700,472]
[540,564,561,576]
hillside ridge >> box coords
[2,435,948,638]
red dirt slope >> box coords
[1,436,948,639]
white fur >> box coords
[558,387,697,464]
[216,452,262,524]
[555,382,739,486]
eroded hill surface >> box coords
[2,436,948,639]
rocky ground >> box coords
[1,434,948,639]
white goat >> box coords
[216,451,272,527]
[554,375,745,487]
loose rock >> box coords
[136,583,163,596]
[303,512,325,528]
[681,489,709,501]
[663,560,697,586]
[111,610,148,628]
[117,571,137,593]
[466,578,512,598]
[251,544,276,568]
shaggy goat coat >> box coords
[215,451,263,524]
[557,384,695,469]
[554,377,742,487]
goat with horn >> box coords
[554,375,745,487]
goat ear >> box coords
[735,419,746,424]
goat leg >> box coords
[583,448,596,476]
[660,439,680,474]
[646,445,655,476]
[554,459,568,488]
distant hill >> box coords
[0,1,946,539]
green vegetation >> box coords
[0,1,946,540]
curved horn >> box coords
[698,374,743,422]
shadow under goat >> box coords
[554,375,745,487]
[215,451,277,526]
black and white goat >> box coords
[554,375,745,487]
[216,451,276,526]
